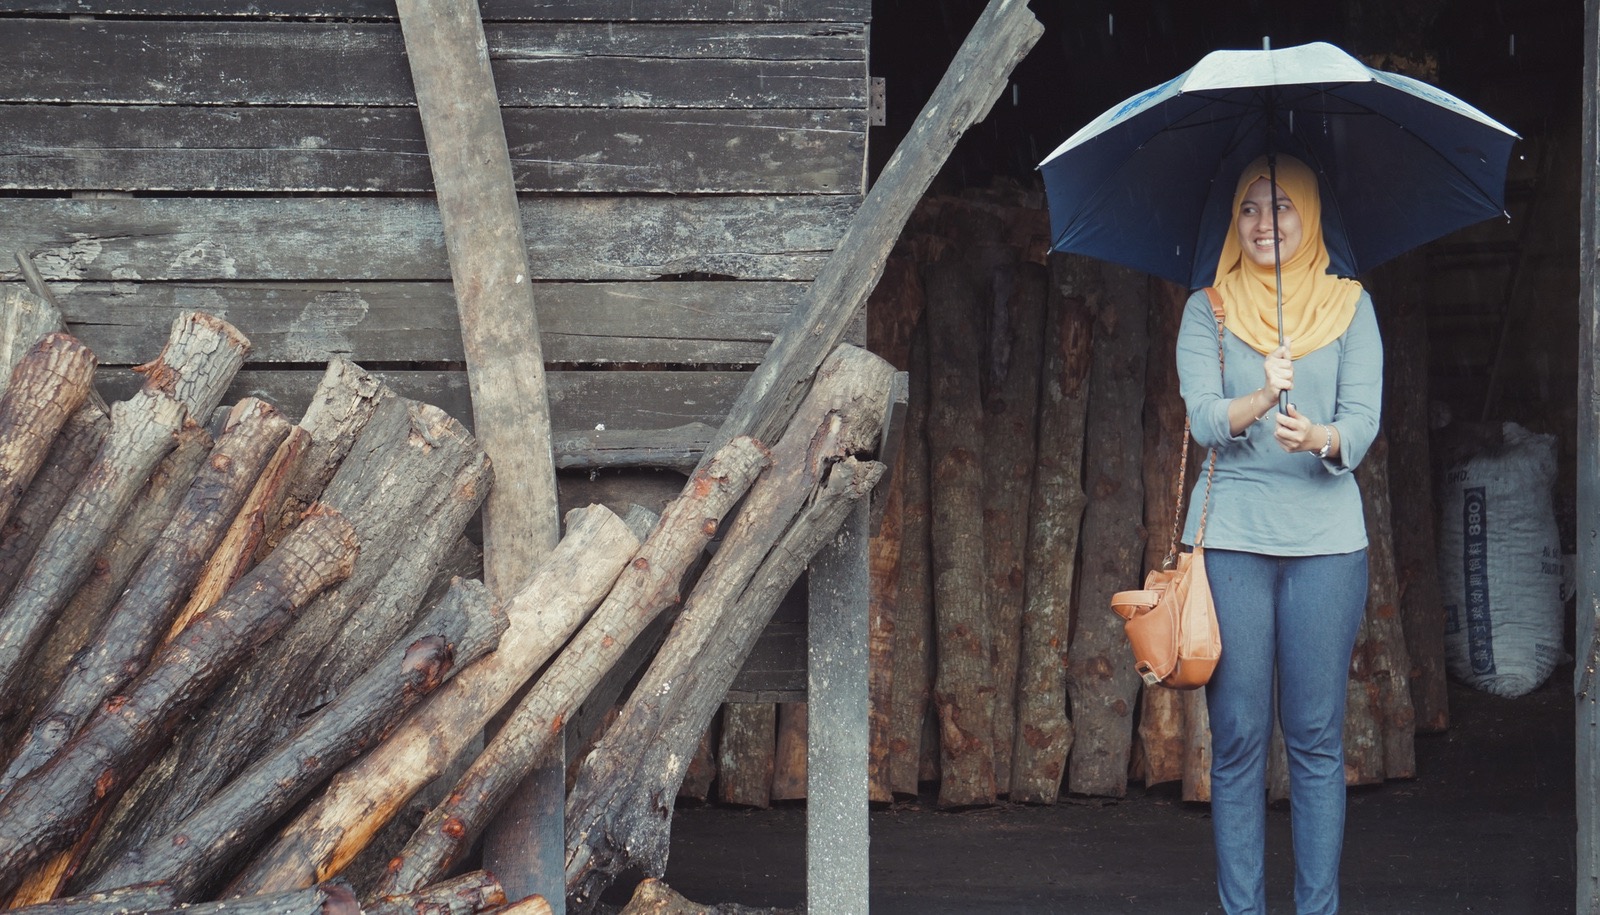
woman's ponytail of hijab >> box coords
[1213,154,1362,356]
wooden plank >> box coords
[0,20,866,108]
[1576,0,1598,909]
[0,106,866,195]
[0,196,860,283]
[95,368,748,436]
[52,280,808,366]
[0,1,870,21]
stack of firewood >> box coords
[0,275,901,912]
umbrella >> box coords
[1037,40,1520,291]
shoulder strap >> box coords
[1166,289,1225,564]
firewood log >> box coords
[16,882,362,915]
[84,396,490,878]
[2,882,176,914]
[258,358,390,557]
[0,404,108,605]
[481,898,556,915]
[923,256,997,809]
[616,878,796,915]
[771,701,807,802]
[1371,251,1450,732]
[982,258,1045,798]
[8,421,212,748]
[1,400,289,794]
[866,253,924,804]
[0,387,187,721]
[362,871,507,915]
[677,725,718,804]
[559,347,893,904]
[1355,436,1417,780]
[165,426,310,640]
[0,286,69,390]
[1343,609,1385,786]
[565,456,884,910]
[717,703,776,808]
[1009,254,1094,804]
[223,499,683,896]
[85,579,504,900]
[1181,688,1213,803]
[1065,264,1150,799]
[361,435,770,898]
[1136,279,1195,788]
[0,333,97,529]
[0,508,358,895]
[131,312,250,429]
[888,321,933,799]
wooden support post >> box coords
[394,3,563,902]
[1577,4,1598,909]
[806,501,871,915]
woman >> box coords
[1175,153,1383,915]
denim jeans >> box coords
[1203,548,1368,915]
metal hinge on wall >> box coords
[870,77,887,126]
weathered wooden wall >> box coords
[0,0,870,459]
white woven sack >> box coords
[1437,423,1563,698]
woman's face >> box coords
[1235,177,1303,269]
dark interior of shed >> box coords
[870,0,1584,572]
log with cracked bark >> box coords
[1064,263,1149,799]
[226,502,650,896]
[0,508,358,895]
[0,404,108,606]
[365,435,770,898]
[1009,253,1094,805]
[0,332,97,529]
[923,256,997,809]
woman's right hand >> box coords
[1262,339,1293,400]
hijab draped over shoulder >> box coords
[1213,154,1363,356]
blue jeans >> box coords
[1203,548,1368,915]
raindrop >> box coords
[1510,34,1516,57]
[1108,14,1114,36]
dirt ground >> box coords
[623,669,1576,914]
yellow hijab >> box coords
[1213,154,1363,356]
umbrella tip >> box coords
[1262,36,1272,51]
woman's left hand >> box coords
[1272,402,1319,454]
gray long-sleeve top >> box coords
[1176,287,1383,556]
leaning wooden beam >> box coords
[563,345,894,906]
[395,0,559,593]
[0,508,358,895]
[1009,255,1093,804]
[695,0,1043,470]
[0,285,67,388]
[367,436,770,898]
[87,579,504,900]
[85,397,490,876]
[0,400,290,795]
[0,333,97,529]
[226,504,647,897]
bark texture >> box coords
[1009,254,1094,804]
[1065,265,1149,799]
[0,333,97,528]
[888,321,934,798]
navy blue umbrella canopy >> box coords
[1038,42,1519,289]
